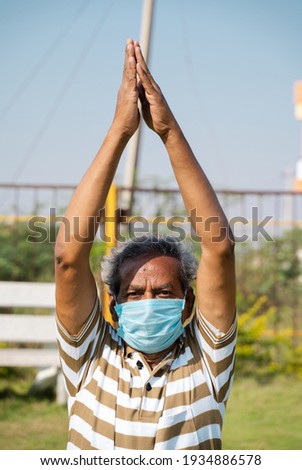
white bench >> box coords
[0,281,66,404]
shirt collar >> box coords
[124,333,185,364]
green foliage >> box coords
[236,295,302,380]
[235,227,302,380]
[0,221,106,283]
[236,228,302,316]
[0,367,36,398]
[0,221,55,282]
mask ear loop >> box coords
[111,296,119,330]
[182,289,195,327]
[182,310,195,327]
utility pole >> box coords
[120,0,155,215]
[293,81,302,192]
[284,81,302,224]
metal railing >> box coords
[1,182,302,343]
[1,182,302,241]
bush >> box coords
[236,295,302,380]
[0,221,55,282]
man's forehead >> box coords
[119,254,181,279]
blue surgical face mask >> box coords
[114,298,186,354]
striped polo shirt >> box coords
[56,297,237,450]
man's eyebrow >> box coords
[124,283,174,291]
[124,284,144,291]
[153,283,175,291]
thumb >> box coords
[138,80,148,109]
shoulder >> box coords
[56,295,103,345]
[188,308,237,350]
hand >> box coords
[134,42,178,140]
[112,39,140,138]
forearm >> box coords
[163,127,233,249]
[55,126,130,263]
[134,39,236,330]
[164,127,236,331]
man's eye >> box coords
[127,292,140,298]
[159,290,171,297]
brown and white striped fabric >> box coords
[56,297,237,450]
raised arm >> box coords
[134,43,236,333]
[55,39,140,335]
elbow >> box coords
[220,228,235,258]
[215,239,235,262]
[205,225,236,256]
[224,226,236,253]
[54,236,91,274]
[54,231,92,280]
[54,239,79,273]
[54,241,72,272]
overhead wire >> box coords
[6,0,115,186]
[0,0,92,121]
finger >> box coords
[134,43,159,90]
[123,39,133,68]
[136,62,157,96]
[133,41,148,71]
[134,42,151,77]
[137,80,148,106]
[123,39,137,83]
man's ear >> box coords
[109,295,118,324]
[182,287,196,326]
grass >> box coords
[0,375,301,450]
[0,397,68,450]
[0,368,68,450]
[222,376,302,450]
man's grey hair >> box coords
[101,235,198,297]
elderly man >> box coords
[55,39,236,450]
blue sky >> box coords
[1,0,302,192]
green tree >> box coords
[0,222,54,282]
[236,228,302,346]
